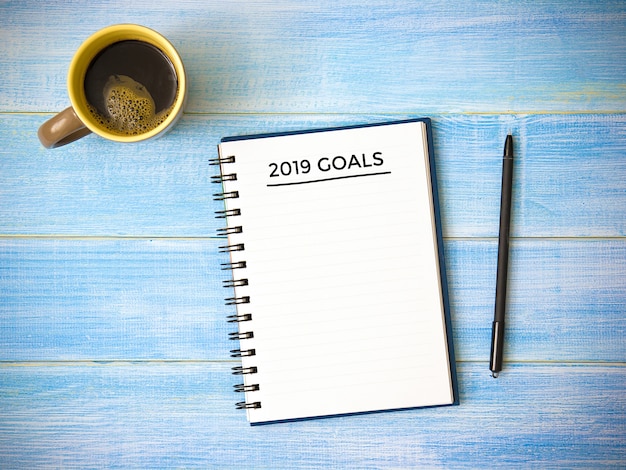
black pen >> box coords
[490,134,514,378]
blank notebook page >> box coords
[218,120,455,424]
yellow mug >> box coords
[38,24,187,148]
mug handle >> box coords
[38,107,92,148]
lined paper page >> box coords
[218,121,454,424]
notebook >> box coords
[212,118,458,425]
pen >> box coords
[490,134,514,378]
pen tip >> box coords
[504,134,513,157]
[491,372,499,379]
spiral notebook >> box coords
[213,118,458,425]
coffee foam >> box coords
[86,75,174,136]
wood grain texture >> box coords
[0,239,230,361]
[0,0,624,467]
[1,1,625,114]
[0,363,624,468]
[1,238,623,363]
[1,113,624,237]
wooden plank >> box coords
[1,1,624,467]
[1,1,625,114]
[1,113,625,237]
[0,362,624,468]
[1,238,623,362]
[436,113,626,238]
[0,239,231,361]
[447,239,626,363]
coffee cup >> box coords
[38,24,187,148]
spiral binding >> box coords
[221,261,246,271]
[219,243,245,253]
[216,208,241,219]
[223,278,249,288]
[236,401,261,410]
[229,330,253,340]
[217,226,243,236]
[213,190,239,201]
[230,348,256,357]
[234,383,260,392]
[232,366,258,375]
[209,155,236,165]
[213,152,260,411]
[227,313,252,322]
[225,295,250,305]
[211,173,237,183]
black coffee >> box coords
[84,40,178,135]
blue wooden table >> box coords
[1,1,625,468]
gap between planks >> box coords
[0,360,624,367]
